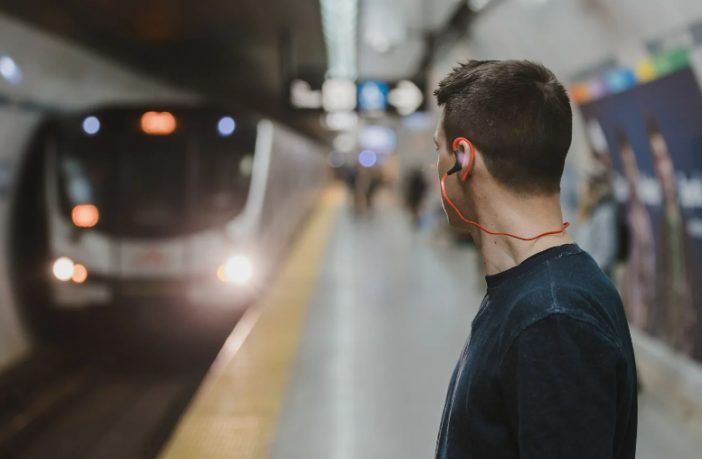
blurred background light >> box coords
[320,0,358,81]
[334,132,356,153]
[82,116,100,135]
[359,150,376,167]
[359,125,396,153]
[324,111,358,131]
[327,151,345,168]
[0,55,22,84]
[218,116,236,136]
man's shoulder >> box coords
[496,252,625,354]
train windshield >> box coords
[55,112,256,237]
[123,137,188,228]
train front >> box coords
[45,106,263,308]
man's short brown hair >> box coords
[435,60,572,195]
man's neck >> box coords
[470,191,573,275]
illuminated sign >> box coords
[358,81,388,112]
[322,79,357,112]
[141,111,176,135]
[388,80,424,116]
[290,79,322,109]
[288,76,425,115]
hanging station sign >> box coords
[289,77,425,116]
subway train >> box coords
[37,105,327,309]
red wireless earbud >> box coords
[440,137,569,241]
[446,137,474,180]
[454,137,474,181]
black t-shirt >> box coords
[435,244,637,459]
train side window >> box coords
[197,134,255,215]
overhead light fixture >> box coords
[320,0,358,81]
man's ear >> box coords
[453,138,475,182]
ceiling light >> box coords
[320,0,359,81]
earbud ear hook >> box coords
[447,137,474,181]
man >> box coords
[433,60,637,459]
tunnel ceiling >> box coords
[0,0,328,137]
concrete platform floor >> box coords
[269,198,702,459]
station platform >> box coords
[159,185,702,459]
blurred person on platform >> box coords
[617,128,656,333]
[348,164,380,214]
[575,162,619,277]
[433,60,637,459]
[365,166,382,210]
[405,167,428,226]
[647,117,697,353]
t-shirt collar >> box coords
[485,243,581,290]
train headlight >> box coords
[52,258,89,283]
[53,257,75,282]
[217,256,253,284]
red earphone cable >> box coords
[440,173,570,241]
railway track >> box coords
[0,303,246,459]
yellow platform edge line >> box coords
[159,184,344,459]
